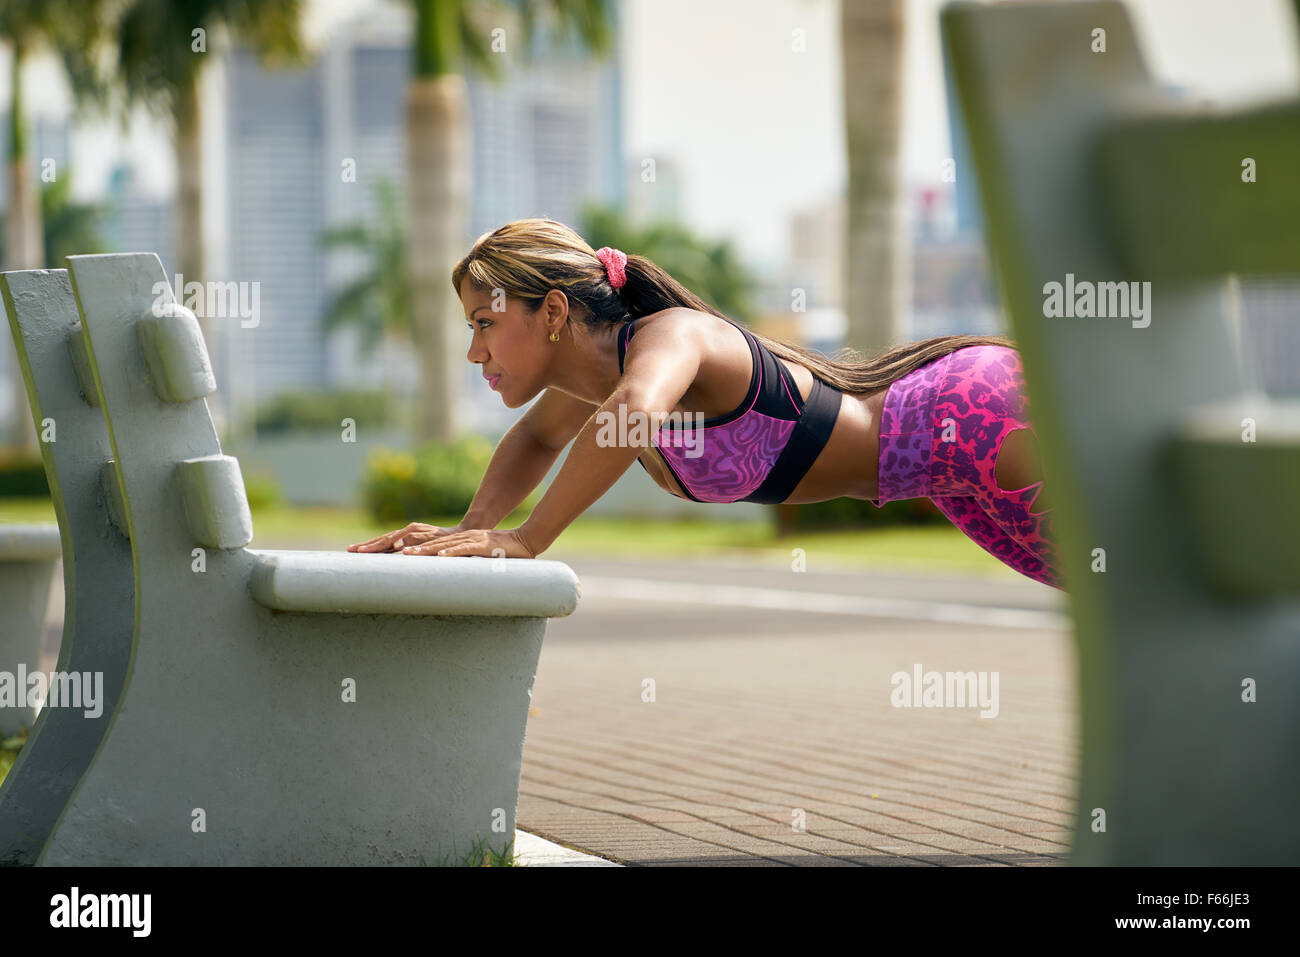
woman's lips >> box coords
[487,374,501,390]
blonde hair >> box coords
[451,217,1015,396]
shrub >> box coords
[0,451,49,497]
[362,436,514,524]
[253,390,397,435]
[242,471,283,510]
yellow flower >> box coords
[387,453,416,481]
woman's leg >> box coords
[981,440,1062,578]
[929,494,1061,588]
[927,346,1065,589]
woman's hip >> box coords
[875,345,1037,504]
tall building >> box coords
[788,196,844,310]
[777,188,1002,353]
[223,43,330,426]
[220,0,625,434]
[101,163,175,272]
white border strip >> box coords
[578,575,1068,631]
[514,830,622,867]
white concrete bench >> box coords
[0,269,135,866]
[25,253,580,865]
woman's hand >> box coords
[400,527,537,559]
[348,522,465,553]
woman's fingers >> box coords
[348,533,391,552]
[349,523,456,552]
[404,533,468,556]
[348,523,426,552]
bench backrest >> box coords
[66,253,255,562]
[0,269,134,864]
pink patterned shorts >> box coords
[872,345,1063,589]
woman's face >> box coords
[459,281,557,409]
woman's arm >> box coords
[348,418,561,552]
[516,317,704,555]
[514,387,657,556]
[400,312,703,558]
[458,418,563,528]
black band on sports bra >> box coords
[741,374,841,505]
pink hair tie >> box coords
[596,246,628,290]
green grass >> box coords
[0,729,28,789]
[0,497,1020,578]
[0,498,55,523]
[428,834,518,867]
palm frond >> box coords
[318,224,375,250]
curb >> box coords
[514,830,623,867]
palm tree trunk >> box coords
[406,0,470,444]
[172,77,227,433]
[174,79,204,295]
[841,0,907,358]
[5,42,41,450]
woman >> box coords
[349,218,1063,590]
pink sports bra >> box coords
[617,316,842,504]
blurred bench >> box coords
[13,253,580,865]
[0,269,135,865]
[942,0,1300,864]
[0,523,61,736]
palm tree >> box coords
[405,0,615,442]
[319,177,410,359]
[840,0,906,357]
[579,201,757,322]
[114,0,307,367]
[1,0,110,448]
[0,171,108,266]
[40,173,108,265]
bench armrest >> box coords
[246,548,581,617]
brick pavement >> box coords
[518,590,1075,866]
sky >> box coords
[618,0,1300,266]
[5,0,1299,269]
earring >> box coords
[549,332,559,342]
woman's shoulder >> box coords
[629,307,743,342]
[629,306,720,329]
[621,309,741,379]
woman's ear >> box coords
[541,288,569,321]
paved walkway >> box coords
[517,554,1075,866]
